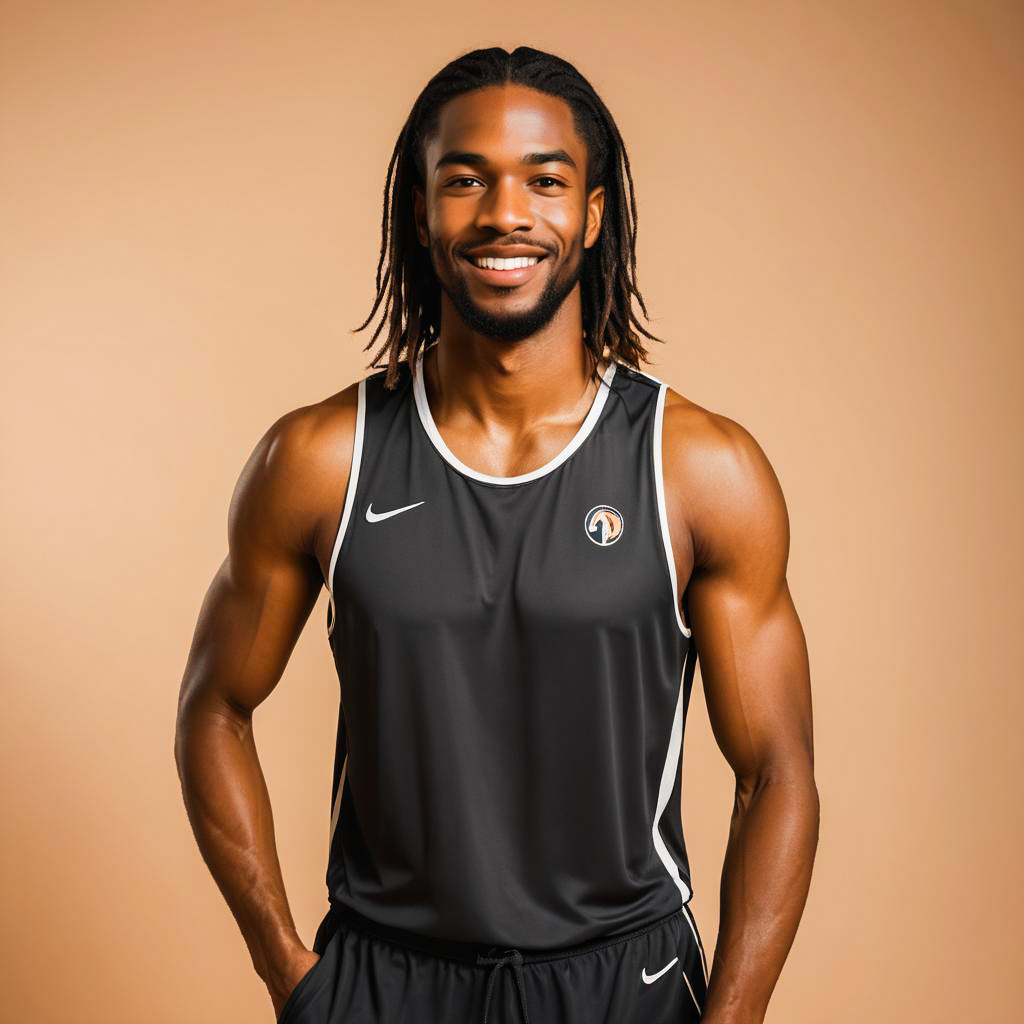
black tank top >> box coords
[323,342,697,949]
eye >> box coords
[534,176,565,189]
[447,176,482,188]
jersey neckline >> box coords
[411,345,619,486]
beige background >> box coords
[2,2,1021,1021]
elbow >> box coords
[735,753,819,818]
[173,688,204,780]
[173,687,250,778]
[737,747,815,787]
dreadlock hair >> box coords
[353,45,666,390]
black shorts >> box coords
[276,901,709,1023]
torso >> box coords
[323,350,697,945]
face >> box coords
[414,84,605,342]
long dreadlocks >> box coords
[352,45,666,390]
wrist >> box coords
[248,921,306,984]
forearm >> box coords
[174,701,302,985]
[702,769,820,1024]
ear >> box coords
[413,185,429,247]
[583,185,605,250]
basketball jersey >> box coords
[322,342,697,950]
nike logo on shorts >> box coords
[641,956,678,984]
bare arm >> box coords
[673,409,819,1024]
[174,396,354,1017]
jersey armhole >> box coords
[653,382,693,638]
[326,376,367,639]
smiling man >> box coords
[423,135,592,341]
[175,46,818,1024]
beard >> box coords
[437,237,585,342]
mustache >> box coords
[458,241,555,258]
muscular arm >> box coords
[667,401,819,1024]
[174,393,355,1016]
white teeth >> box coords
[472,256,540,270]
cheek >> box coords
[542,203,586,245]
[431,197,475,237]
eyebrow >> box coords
[434,149,578,173]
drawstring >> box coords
[476,948,530,1024]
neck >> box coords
[421,336,607,436]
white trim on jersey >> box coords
[326,376,367,639]
[329,752,348,852]
[652,655,693,907]
[682,900,710,984]
[651,380,693,637]
[412,347,618,486]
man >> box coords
[175,45,818,1024]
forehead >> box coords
[424,84,586,171]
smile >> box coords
[461,254,547,286]
[472,256,540,270]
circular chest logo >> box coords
[585,504,624,546]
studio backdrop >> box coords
[1,2,1021,1022]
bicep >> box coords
[685,421,813,782]
[178,417,324,720]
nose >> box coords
[474,176,534,234]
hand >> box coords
[267,945,322,1019]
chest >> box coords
[333,471,673,637]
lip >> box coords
[460,254,547,287]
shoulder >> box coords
[256,379,362,492]
[272,378,362,471]
[660,384,790,574]
[230,377,366,558]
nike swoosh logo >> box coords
[641,956,679,984]
[365,500,426,523]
